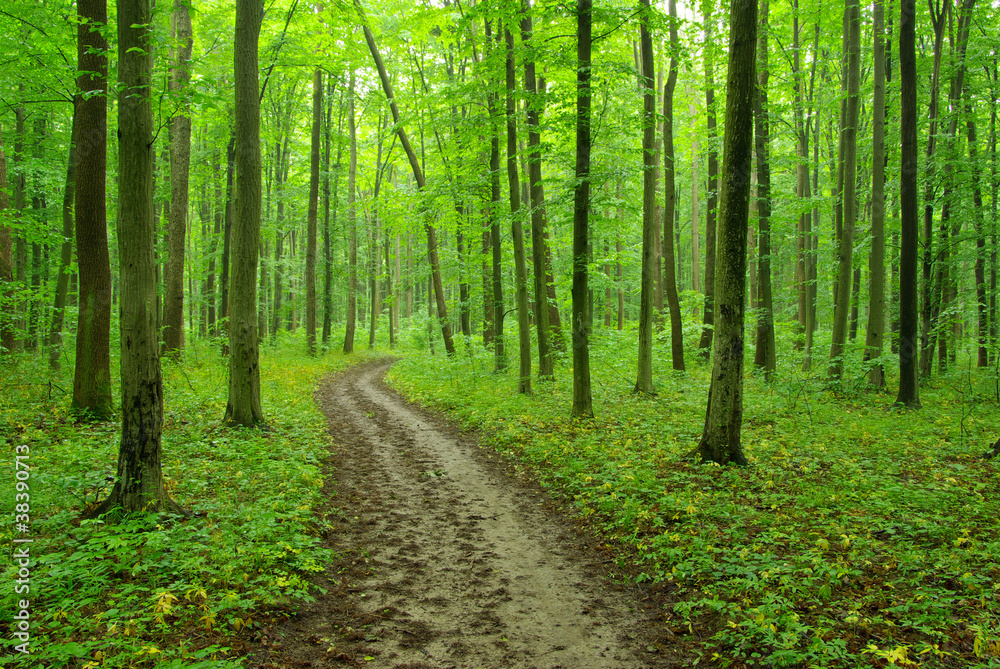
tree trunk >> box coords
[0,124,14,354]
[662,0,685,372]
[305,68,322,356]
[698,0,719,360]
[571,0,594,418]
[358,8,455,355]
[72,0,113,418]
[636,0,659,394]
[48,113,77,371]
[521,6,553,380]
[224,0,264,427]
[697,0,756,466]
[895,0,921,408]
[828,0,860,383]
[864,0,887,387]
[91,0,182,517]
[162,0,193,355]
[505,27,532,394]
[344,71,358,354]
[322,81,339,346]
[485,19,505,371]
[219,134,235,344]
[753,0,776,380]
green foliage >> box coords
[0,339,369,667]
[388,329,1000,668]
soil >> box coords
[248,358,691,669]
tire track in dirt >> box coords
[252,358,676,669]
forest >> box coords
[1,0,999,665]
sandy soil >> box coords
[249,358,688,669]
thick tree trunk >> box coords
[753,0,776,380]
[828,0,861,383]
[224,0,265,427]
[571,0,594,418]
[864,0,887,387]
[636,0,659,394]
[697,0,756,466]
[662,0,685,372]
[91,0,182,517]
[72,0,112,418]
[895,0,921,408]
[162,0,193,355]
[344,71,358,354]
[306,68,322,356]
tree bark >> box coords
[895,0,921,408]
[698,0,719,360]
[636,0,659,395]
[306,68,322,356]
[697,0,756,466]
[0,124,13,354]
[485,18,505,371]
[571,0,594,418]
[72,0,113,418]
[224,0,265,427]
[753,0,776,380]
[864,0,887,387]
[662,0,685,372]
[91,0,182,517]
[48,112,76,371]
[828,0,860,383]
[344,71,358,354]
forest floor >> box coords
[248,358,692,669]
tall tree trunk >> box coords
[793,0,808,347]
[72,0,112,418]
[864,0,887,387]
[305,68,322,356]
[162,0,193,355]
[571,0,594,418]
[698,0,755,466]
[635,0,658,395]
[485,19,505,371]
[344,71,358,354]
[505,26,532,394]
[0,125,14,354]
[698,0,719,359]
[323,83,342,346]
[207,152,219,336]
[358,6,455,355]
[662,0,685,372]
[219,134,235,345]
[753,0,776,379]
[91,0,181,516]
[828,0,861,383]
[968,105,988,367]
[895,0,921,407]
[224,0,264,427]
[48,113,77,371]
[522,5,553,380]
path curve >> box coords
[252,358,672,669]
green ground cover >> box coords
[388,325,1000,668]
[1,338,371,668]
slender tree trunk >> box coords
[895,0,920,407]
[571,0,594,418]
[505,26,532,394]
[864,0,887,387]
[224,0,265,427]
[48,113,77,371]
[322,82,339,345]
[72,0,112,418]
[829,0,861,383]
[698,0,719,359]
[522,5,553,380]
[0,125,14,354]
[662,0,685,371]
[207,152,219,335]
[219,134,235,343]
[753,0,776,379]
[305,68,322,356]
[698,0,756,466]
[344,71,358,354]
[485,19,505,371]
[635,0,658,395]
[968,107,988,367]
[91,0,182,517]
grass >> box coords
[387,320,1000,668]
[1,333,377,668]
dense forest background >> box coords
[2,0,1000,666]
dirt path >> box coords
[251,359,678,669]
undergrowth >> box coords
[1,335,370,668]
[388,322,1000,668]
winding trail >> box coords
[252,358,675,668]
